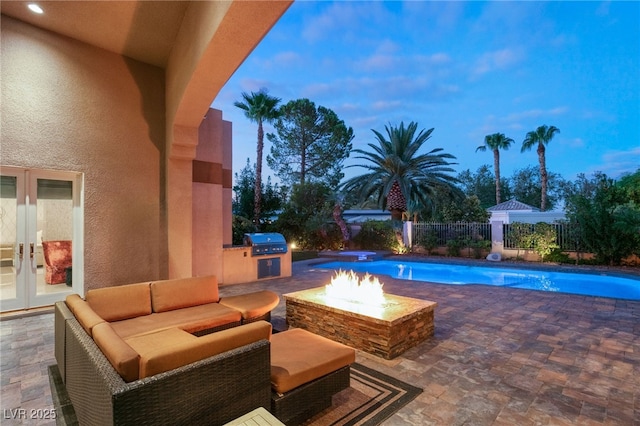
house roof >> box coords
[487,199,540,212]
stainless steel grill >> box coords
[243,233,288,256]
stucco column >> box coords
[491,220,504,254]
[167,125,198,278]
[192,109,232,277]
[222,118,233,246]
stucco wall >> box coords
[1,16,167,290]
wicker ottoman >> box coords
[220,290,280,323]
[270,328,356,425]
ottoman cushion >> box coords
[270,328,355,394]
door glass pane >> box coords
[37,178,73,295]
[0,176,18,301]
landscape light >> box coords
[28,3,44,14]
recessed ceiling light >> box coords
[28,3,44,14]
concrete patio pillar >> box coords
[491,220,504,254]
[403,221,413,248]
[192,108,232,277]
[167,125,198,278]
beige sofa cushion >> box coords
[110,303,242,339]
[219,290,280,320]
[150,276,219,313]
[270,328,356,394]
[138,320,272,379]
[65,294,105,336]
[92,322,140,383]
[85,282,152,322]
[125,328,196,358]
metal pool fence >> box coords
[411,221,581,251]
[412,222,492,246]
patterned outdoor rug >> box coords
[49,362,421,426]
[304,363,422,426]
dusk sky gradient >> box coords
[211,1,640,187]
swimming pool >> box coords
[316,260,640,301]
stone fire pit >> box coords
[284,282,437,359]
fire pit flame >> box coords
[325,269,385,306]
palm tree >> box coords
[342,121,460,221]
[521,125,560,211]
[476,132,514,205]
[234,89,281,227]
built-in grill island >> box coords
[243,233,289,279]
[221,233,292,284]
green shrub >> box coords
[471,239,491,259]
[565,172,640,265]
[446,238,463,257]
[352,221,396,250]
[545,248,571,264]
[529,222,560,262]
[417,229,438,254]
[291,251,318,262]
[304,219,344,251]
[232,215,257,246]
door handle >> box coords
[19,243,24,260]
[30,243,34,259]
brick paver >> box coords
[1,258,639,425]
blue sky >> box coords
[211,1,640,186]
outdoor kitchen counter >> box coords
[222,245,292,285]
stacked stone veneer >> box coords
[285,288,437,360]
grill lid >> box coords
[243,233,286,246]
[243,233,288,256]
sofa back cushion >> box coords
[150,276,219,313]
[86,282,152,322]
[92,322,140,383]
[65,294,105,336]
[138,320,271,379]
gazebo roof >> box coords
[487,199,540,212]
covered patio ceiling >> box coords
[1,1,188,68]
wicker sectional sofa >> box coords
[54,276,279,425]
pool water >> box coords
[317,260,640,301]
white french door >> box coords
[0,166,83,312]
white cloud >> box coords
[301,2,389,44]
[236,78,271,93]
[504,106,568,122]
[273,51,302,67]
[591,146,640,178]
[568,138,585,148]
[250,50,306,73]
[426,53,452,65]
[602,146,640,165]
[376,39,400,55]
[301,82,339,98]
[338,102,360,112]
[352,115,381,129]
[548,106,569,116]
[371,100,403,112]
[358,54,397,72]
[471,48,526,77]
[356,51,454,76]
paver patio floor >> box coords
[2,258,639,425]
